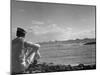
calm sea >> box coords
[39,43,96,65]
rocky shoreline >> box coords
[23,62,96,74]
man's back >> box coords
[11,38,25,73]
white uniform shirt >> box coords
[12,38,40,73]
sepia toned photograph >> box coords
[11,0,96,75]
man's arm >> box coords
[24,42,40,59]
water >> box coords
[39,43,96,65]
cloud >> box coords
[27,24,73,41]
[80,29,95,38]
[12,24,95,42]
[71,29,95,39]
[30,24,72,35]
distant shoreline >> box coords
[38,38,96,45]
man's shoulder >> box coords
[12,38,22,44]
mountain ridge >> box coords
[37,38,96,45]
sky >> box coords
[11,0,96,43]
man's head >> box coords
[16,27,26,38]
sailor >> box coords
[11,27,40,74]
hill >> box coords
[38,38,96,45]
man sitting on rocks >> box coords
[11,27,41,74]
